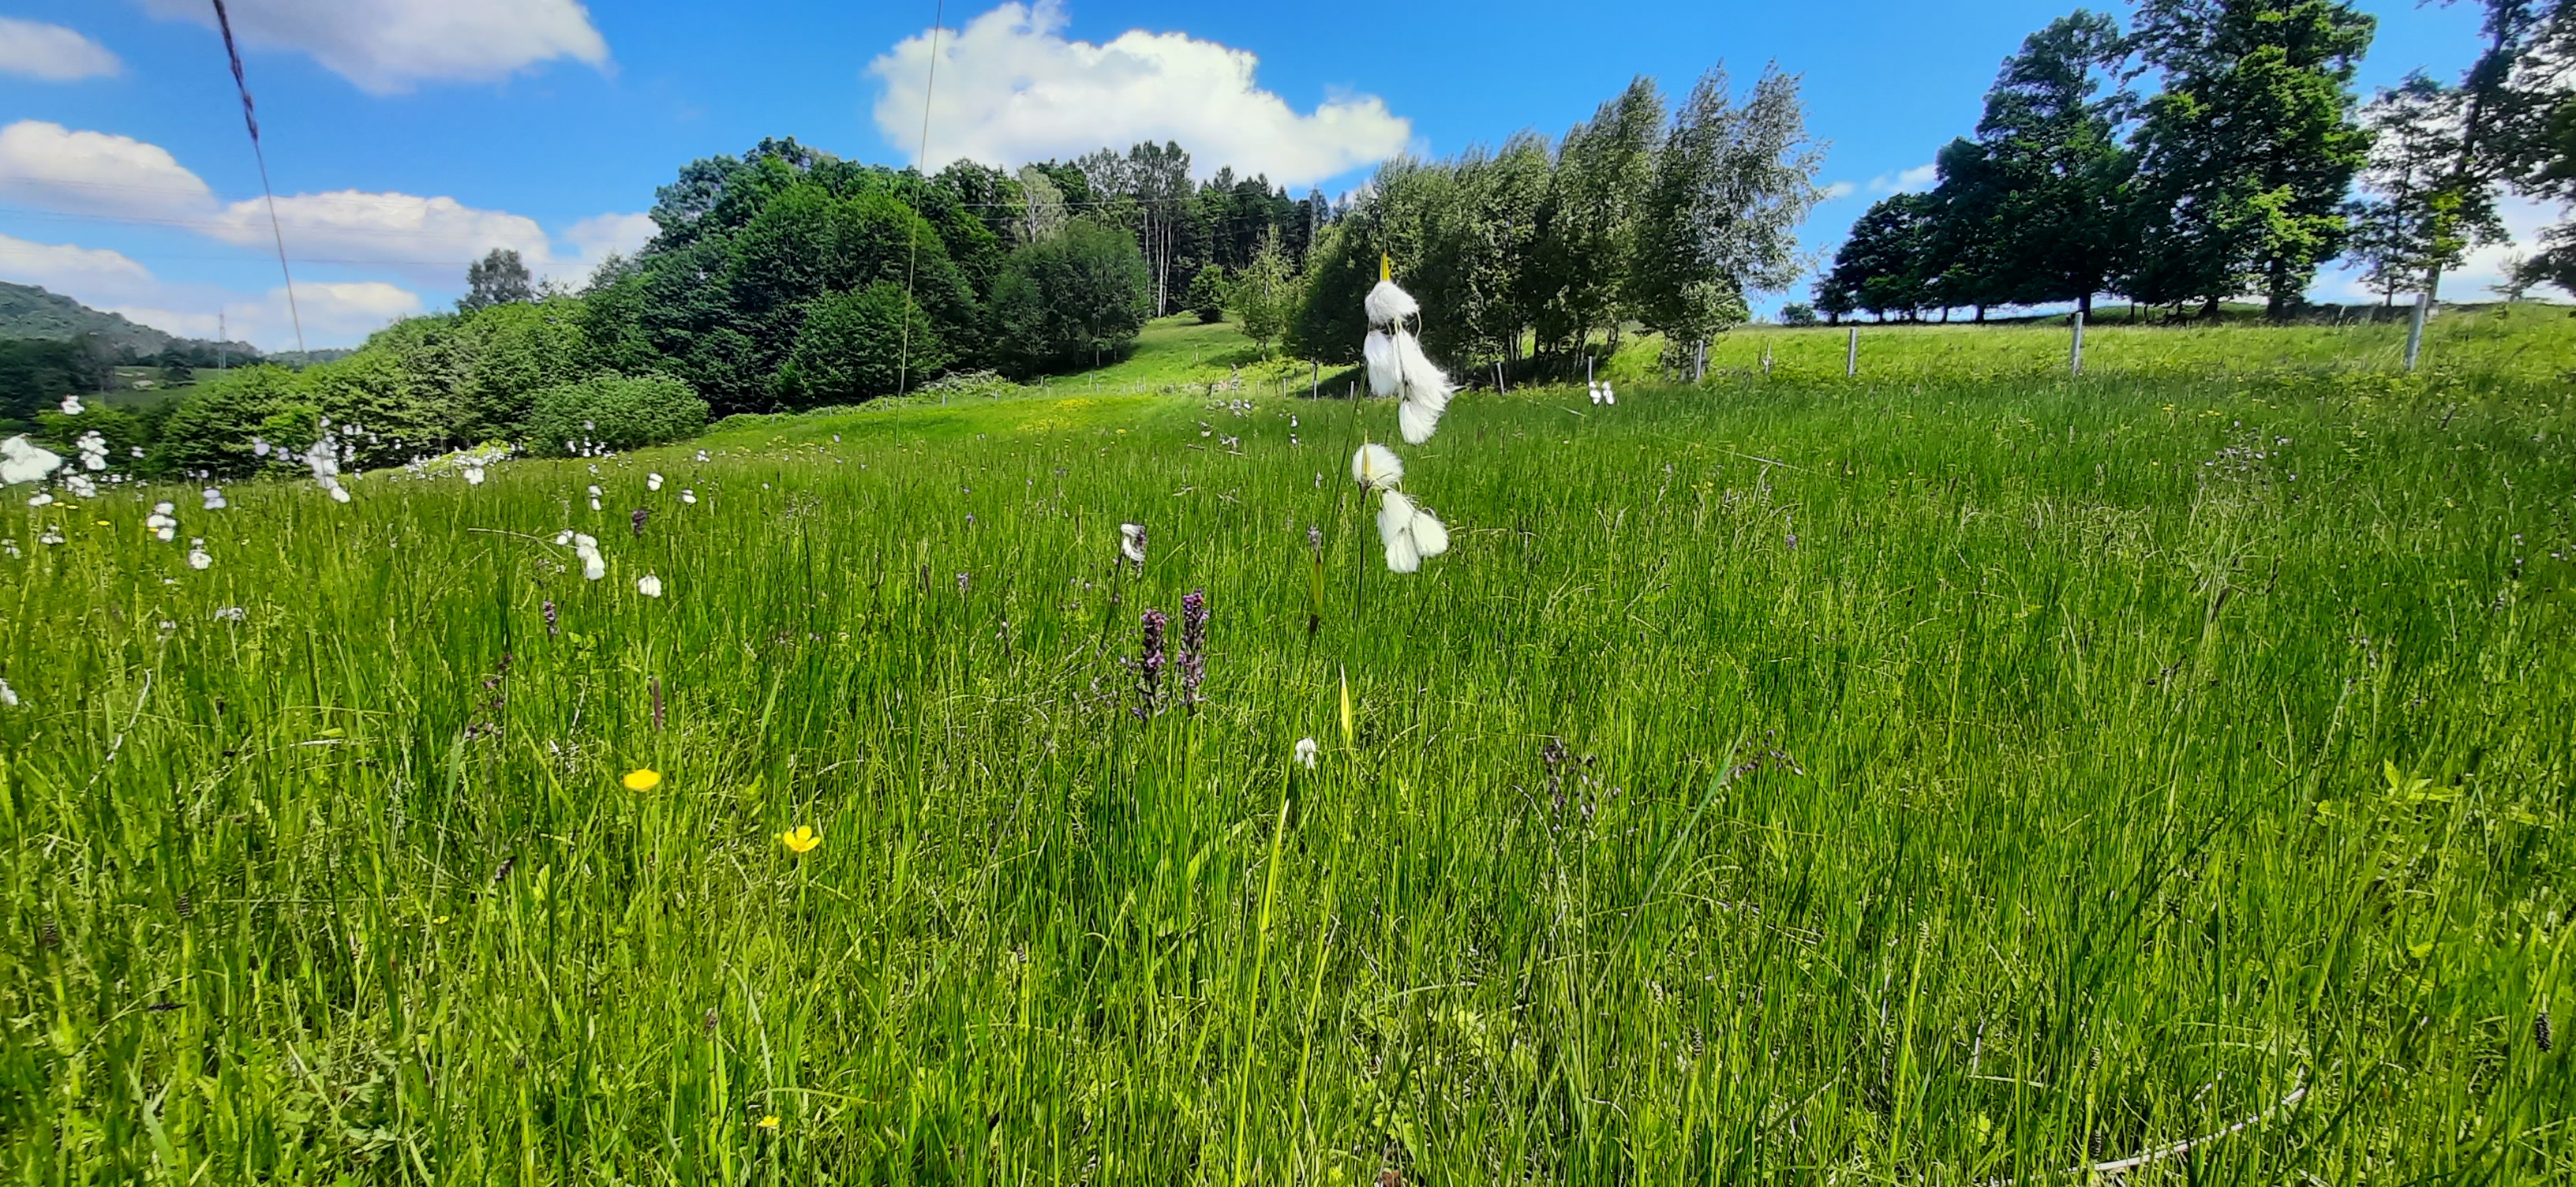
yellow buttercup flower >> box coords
[621,768,662,792]
[780,826,821,855]
[757,1114,780,1131]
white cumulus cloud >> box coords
[0,233,155,301]
[0,17,122,81]
[0,230,425,350]
[134,0,608,95]
[870,0,1410,187]
[204,190,554,270]
[549,211,657,282]
[1868,163,1938,194]
[0,120,213,219]
[1821,180,1857,200]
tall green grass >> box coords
[2,354,2570,1181]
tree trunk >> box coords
[2077,291,2093,317]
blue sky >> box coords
[0,0,2525,349]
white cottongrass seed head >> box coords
[1376,489,1450,574]
[1,436,64,485]
[201,486,227,510]
[147,502,178,541]
[1118,522,1148,564]
[463,466,485,485]
[637,573,663,598]
[647,472,664,492]
[187,539,212,570]
[572,533,605,580]
[1350,442,1404,491]
[680,489,698,504]
[60,395,83,416]
[1294,736,1319,769]
[0,676,17,707]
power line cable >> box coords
[897,0,944,399]
[210,0,304,355]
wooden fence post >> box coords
[2070,309,2086,376]
[1845,328,1858,377]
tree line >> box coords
[1290,66,1823,377]
[1811,0,2576,324]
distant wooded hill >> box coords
[0,281,260,363]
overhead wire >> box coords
[210,0,304,355]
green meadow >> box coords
[3,315,2572,1182]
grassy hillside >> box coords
[2,322,2571,1181]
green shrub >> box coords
[524,373,709,455]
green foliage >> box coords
[1229,231,1296,357]
[990,218,1151,376]
[1777,301,1818,327]
[2129,0,2377,316]
[1186,264,1227,324]
[0,339,90,429]
[774,283,951,406]
[150,365,311,477]
[523,373,710,455]
[459,248,536,313]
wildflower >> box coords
[1119,522,1148,565]
[588,485,603,511]
[622,768,663,792]
[542,599,560,635]
[146,502,178,541]
[187,539,212,570]
[252,436,271,458]
[1602,380,1616,406]
[213,606,245,623]
[1178,590,1208,710]
[60,395,83,416]
[680,489,698,504]
[631,507,650,537]
[0,677,16,706]
[638,573,663,598]
[464,466,485,485]
[647,472,664,492]
[63,474,96,499]
[75,431,108,471]
[695,449,710,462]
[1136,608,1168,717]
[2,436,64,485]
[758,1114,781,1132]
[1376,489,1450,574]
[779,826,821,855]
[201,486,227,511]
[1294,736,1318,769]
[1350,442,1403,491]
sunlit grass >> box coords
[2,350,2572,1181]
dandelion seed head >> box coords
[1294,736,1318,769]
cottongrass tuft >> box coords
[1294,736,1318,769]
[59,395,83,416]
[680,489,698,504]
[638,573,664,598]
[1119,522,1148,565]
[187,539,212,570]
[1350,443,1404,491]
[0,676,17,707]
[1,436,64,485]
[201,487,227,511]
[1376,490,1450,575]
[147,503,178,542]
[647,472,665,492]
